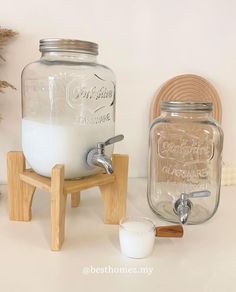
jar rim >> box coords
[39,38,98,55]
[160,101,213,112]
[119,216,156,233]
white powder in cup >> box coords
[119,217,155,259]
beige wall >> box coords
[0,0,236,182]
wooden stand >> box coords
[7,152,129,251]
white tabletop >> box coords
[0,179,235,292]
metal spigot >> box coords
[86,134,124,174]
[174,190,211,224]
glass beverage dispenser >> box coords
[21,39,122,179]
[148,101,223,224]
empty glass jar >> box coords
[22,39,116,179]
[147,101,223,224]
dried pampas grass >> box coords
[0,80,16,93]
[0,27,17,92]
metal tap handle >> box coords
[187,190,211,199]
[95,135,124,155]
[104,134,124,146]
[175,190,211,225]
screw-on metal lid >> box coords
[39,38,98,55]
[160,101,213,112]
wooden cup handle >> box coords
[155,225,184,238]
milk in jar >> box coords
[21,39,116,179]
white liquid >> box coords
[22,119,115,179]
[119,220,155,259]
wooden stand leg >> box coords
[71,192,80,208]
[100,154,129,224]
[7,151,36,221]
[51,165,67,251]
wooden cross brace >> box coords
[7,152,128,251]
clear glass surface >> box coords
[147,103,223,224]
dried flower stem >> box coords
[0,80,16,92]
[0,26,17,92]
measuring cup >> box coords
[119,216,183,259]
